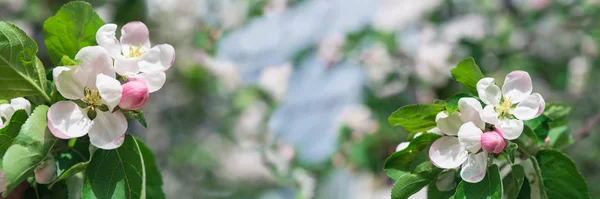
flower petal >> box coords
[47,101,93,139]
[0,104,15,121]
[481,105,499,125]
[96,74,123,111]
[477,78,501,105]
[436,111,462,136]
[396,142,410,152]
[54,66,85,100]
[460,152,488,183]
[457,122,483,153]
[114,57,140,76]
[138,44,175,72]
[502,70,532,103]
[120,21,151,54]
[96,24,121,58]
[496,119,524,140]
[88,111,127,150]
[10,98,31,115]
[458,97,485,129]
[130,71,166,93]
[429,136,469,169]
[74,46,116,88]
[92,134,125,150]
[512,93,545,121]
[427,127,444,135]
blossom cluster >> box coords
[411,71,544,183]
[47,22,175,150]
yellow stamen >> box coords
[83,87,103,107]
[127,44,145,58]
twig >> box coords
[572,113,600,140]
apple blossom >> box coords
[0,97,31,128]
[477,70,545,140]
[480,130,506,154]
[429,98,489,183]
[119,79,150,110]
[48,46,127,150]
[34,156,57,184]
[96,21,175,93]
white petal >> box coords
[481,105,500,125]
[496,119,524,140]
[458,98,485,129]
[47,101,93,139]
[92,134,125,150]
[88,111,127,150]
[0,104,15,121]
[436,111,462,136]
[131,71,166,93]
[74,46,116,88]
[427,127,444,135]
[10,98,31,115]
[54,66,85,100]
[429,136,469,169]
[460,152,488,183]
[512,93,545,121]
[138,44,175,73]
[458,122,483,153]
[95,24,121,58]
[502,70,532,103]
[120,21,151,54]
[114,57,140,76]
[396,142,410,152]
[96,74,123,111]
[476,78,501,105]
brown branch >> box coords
[572,113,600,140]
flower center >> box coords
[127,44,145,58]
[495,97,513,118]
[83,87,103,108]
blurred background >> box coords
[2,0,600,198]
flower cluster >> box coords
[428,71,545,183]
[47,22,175,150]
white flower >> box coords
[0,97,31,128]
[48,46,127,150]
[429,98,489,183]
[476,70,545,140]
[258,63,293,102]
[96,21,175,93]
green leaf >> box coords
[427,171,457,199]
[124,110,148,128]
[445,93,475,114]
[384,133,441,179]
[427,181,455,199]
[388,104,445,133]
[546,126,573,149]
[59,55,81,66]
[543,103,571,122]
[136,137,165,199]
[450,57,484,94]
[535,149,590,199]
[503,165,526,199]
[0,22,50,101]
[43,1,105,65]
[0,110,28,157]
[529,157,549,199]
[452,164,502,199]
[390,149,441,199]
[517,177,531,199]
[385,134,442,199]
[82,135,165,199]
[2,105,56,194]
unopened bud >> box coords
[480,131,506,154]
[119,80,150,110]
[35,156,57,184]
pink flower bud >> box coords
[119,80,150,110]
[35,156,57,184]
[480,131,506,154]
